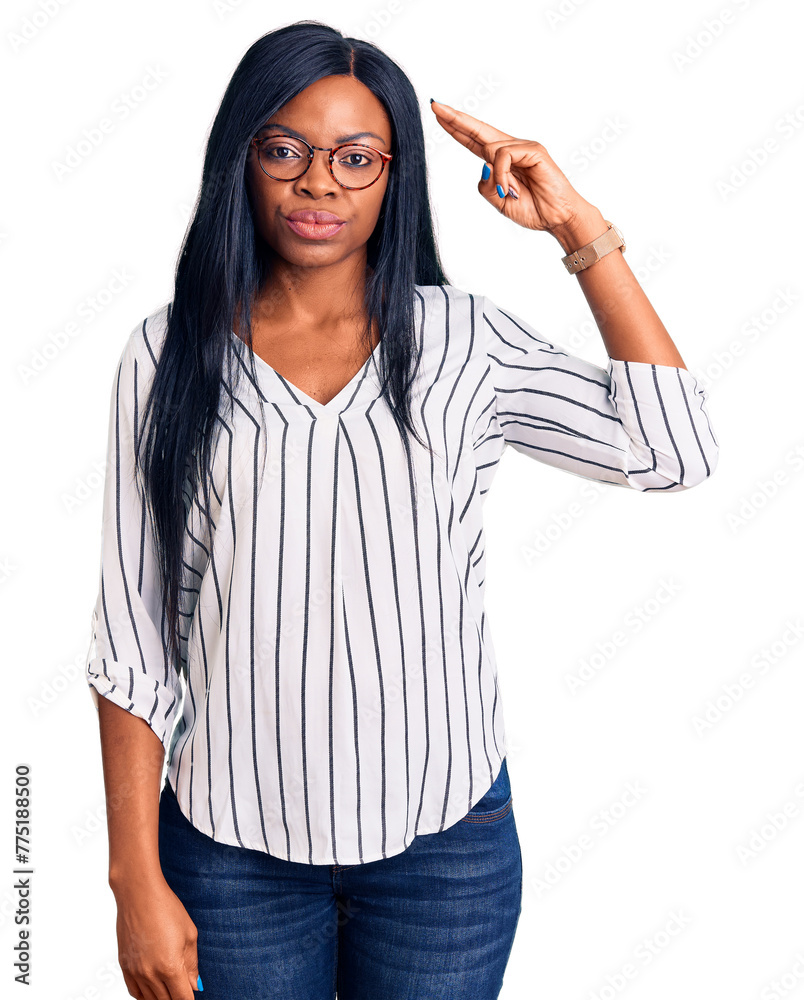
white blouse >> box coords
[84,283,719,865]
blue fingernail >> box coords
[197,975,203,991]
[496,184,505,198]
[481,163,491,181]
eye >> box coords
[260,138,306,160]
[335,146,382,169]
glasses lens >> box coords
[331,145,383,188]
[257,137,309,179]
[257,138,383,188]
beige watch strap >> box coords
[562,221,625,275]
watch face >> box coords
[612,224,626,250]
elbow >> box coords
[632,442,720,492]
[680,439,720,489]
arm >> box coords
[85,315,199,999]
[85,319,183,757]
[481,294,719,491]
[426,101,720,490]
[99,696,165,887]
[551,202,687,368]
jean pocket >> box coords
[460,759,513,824]
[459,795,513,823]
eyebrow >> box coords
[259,122,388,147]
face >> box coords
[245,74,393,271]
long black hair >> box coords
[136,19,451,673]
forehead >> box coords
[258,76,392,147]
[258,122,388,147]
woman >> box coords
[84,19,719,1000]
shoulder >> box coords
[132,300,171,365]
[412,284,486,321]
[413,283,481,304]
[107,301,172,408]
[118,300,172,375]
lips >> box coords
[286,210,345,224]
[285,213,346,241]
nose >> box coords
[295,147,339,196]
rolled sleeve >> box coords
[84,314,182,756]
[482,295,720,492]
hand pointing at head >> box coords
[429,99,599,237]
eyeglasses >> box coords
[250,134,393,190]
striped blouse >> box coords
[84,283,719,866]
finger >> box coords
[162,968,198,1000]
[478,159,517,202]
[478,153,520,206]
[430,100,513,159]
[129,976,165,1000]
[121,971,145,1000]
[186,940,201,995]
[494,142,550,196]
[493,147,514,199]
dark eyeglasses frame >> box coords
[250,134,393,191]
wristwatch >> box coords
[561,221,626,275]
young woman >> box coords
[84,19,719,1000]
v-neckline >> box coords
[231,329,382,415]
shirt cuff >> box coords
[86,660,181,758]
[605,357,719,489]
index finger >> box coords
[430,100,513,158]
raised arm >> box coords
[428,100,720,491]
[481,295,719,491]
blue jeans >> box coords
[158,759,523,999]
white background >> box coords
[3,1,803,998]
